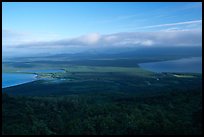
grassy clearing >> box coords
[173,74,195,78]
[63,66,154,77]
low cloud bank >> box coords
[3,29,202,57]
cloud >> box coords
[2,29,63,47]
[141,40,154,46]
[75,33,101,45]
[122,20,202,31]
[140,20,202,29]
[3,29,202,57]
[2,30,34,46]
[103,35,118,42]
[110,38,154,47]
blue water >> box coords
[2,69,65,88]
[2,73,36,88]
[20,69,64,73]
[139,57,202,73]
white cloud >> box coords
[2,30,34,46]
[141,20,202,29]
[2,29,63,47]
[112,39,154,46]
[104,35,118,42]
[120,20,202,32]
[2,28,202,58]
[141,40,154,46]
[76,33,101,45]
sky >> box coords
[2,2,202,57]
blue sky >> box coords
[2,2,202,57]
[3,2,202,37]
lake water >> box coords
[139,57,202,73]
[2,69,65,88]
[2,73,36,88]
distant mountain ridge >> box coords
[3,46,202,62]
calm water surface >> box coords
[2,69,64,88]
[139,57,202,73]
[2,73,36,88]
